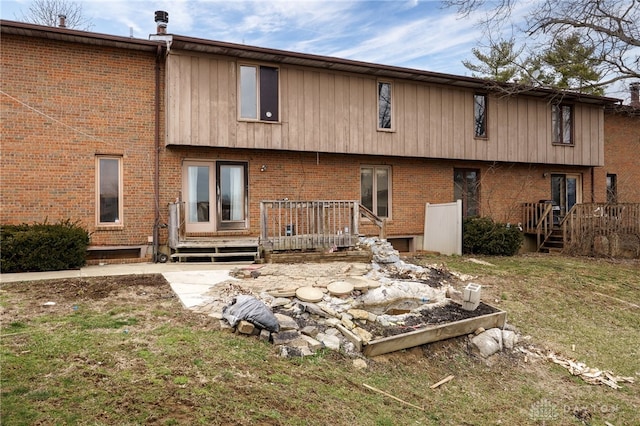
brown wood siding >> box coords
[166,51,605,166]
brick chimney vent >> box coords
[58,14,66,28]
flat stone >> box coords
[353,326,373,343]
[325,318,341,327]
[327,281,354,296]
[353,358,368,370]
[301,325,319,338]
[299,302,330,318]
[344,277,371,291]
[319,304,339,318]
[271,297,292,307]
[271,330,302,345]
[300,335,323,351]
[278,345,314,358]
[325,327,340,336]
[347,309,371,320]
[340,316,355,330]
[268,288,298,298]
[316,333,341,351]
[296,286,324,303]
[274,313,299,331]
[219,320,234,333]
[259,329,271,342]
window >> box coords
[454,168,480,217]
[96,156,122,225]
[378,82,392,130]
[361,166,391,218]
[239,64,279,121]
[606,174,617,204]
[474,94,487,138]
[552,104,573,144]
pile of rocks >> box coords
[469,325,519,359]
[193,238,515,358]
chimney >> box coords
[155,10,169,34]
[58,14,66,28]
[630,82,640,108]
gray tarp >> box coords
[222,295,280,332]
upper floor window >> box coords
[239,65,279,122]
[96,156,123,226]
[474,94,487,138]
[377,81,392,130]
[361,166,391,218]
[552,104,573,145]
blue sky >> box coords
[1,0,632,99]
[0,0,511,78]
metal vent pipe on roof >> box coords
[155,10,169,34]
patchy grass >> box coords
[1,256,639,425]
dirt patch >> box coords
[0,274,192,326]
[360,302,499,338]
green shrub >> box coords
[462,217,523,256]
[0,219,90,273]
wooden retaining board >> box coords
[363,306,507,357]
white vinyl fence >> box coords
[423,200,462,255]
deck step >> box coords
[171,251,258,263]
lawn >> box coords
[1,254,638,425]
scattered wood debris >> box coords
[430,375,455,389]
[518,346,635,389]
[362,383,424,411]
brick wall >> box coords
[1,34,158,247]
[595,110,640,203]
[4,30,617,257]
[160,147,594,238]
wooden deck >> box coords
[260,200,385,252]
[165,200,386,262]
[522,202,640,255]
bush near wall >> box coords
[463,217,523,256]
[0,220,90,273]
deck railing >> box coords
[260,200,386,251]
[523,202,640,253]
[563,203,640,252]
[522,202,556,249]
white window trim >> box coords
[95,155,123,228]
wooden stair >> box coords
[540,228,564,253]
[170,239,260,263]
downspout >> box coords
[153,44,162,262]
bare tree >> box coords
[20,0,93,30]
[443,0,639,92]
